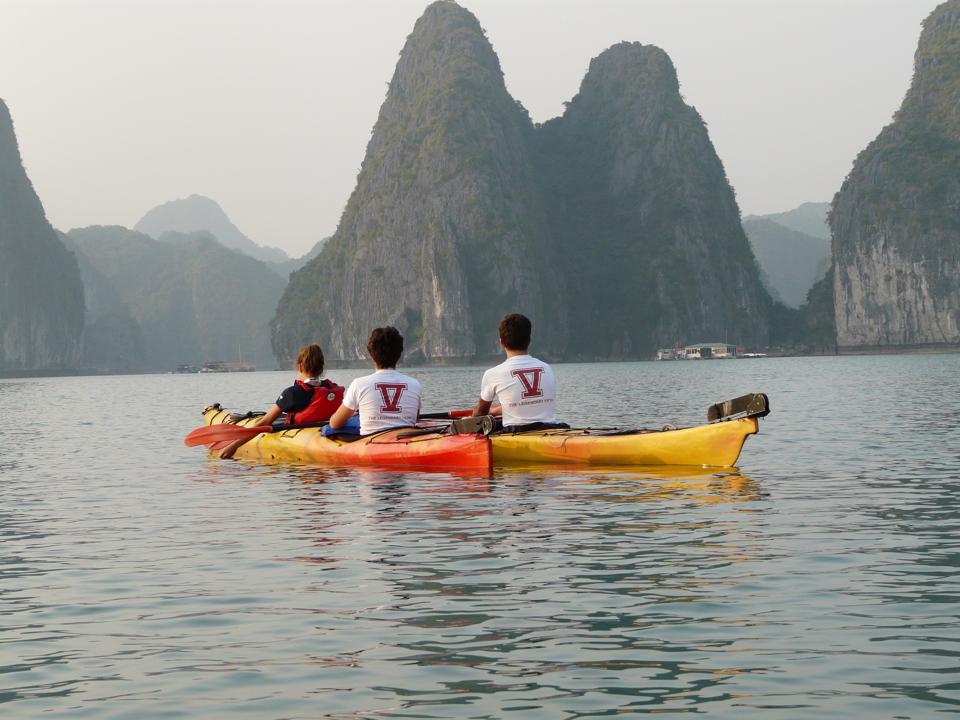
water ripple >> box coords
[1,356,959,717]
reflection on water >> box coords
[1,355,960,717]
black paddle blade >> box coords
[707,393,770,422]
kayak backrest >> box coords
[707,393,770,422]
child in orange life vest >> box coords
[219,344,344,459]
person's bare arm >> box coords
[328,403,356,430]
[472,401,502,417]
[473,399,492,417]
[220,404,282,459]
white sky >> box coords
[0,0,942,256]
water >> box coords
[1,355,959,718]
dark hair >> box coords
[296,344,324,377]
[367,326,404,368]
[499,313,532,351]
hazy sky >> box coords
[0,0,943,257]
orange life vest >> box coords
[287,379,344,424]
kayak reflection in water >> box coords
[327,326,422,437]
[219,344,345,459]
[472,313,565,432]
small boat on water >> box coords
[191,393,768,470]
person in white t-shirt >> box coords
[328,326,422,436]
[472,313,559,429]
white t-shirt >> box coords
[342,368,422,436]
[480,354,557,428]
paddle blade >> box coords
[205,439,236,451]
[184,423,273,447]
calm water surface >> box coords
[1,356,959,718]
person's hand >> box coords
[219,440,242,459]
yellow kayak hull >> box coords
[490,417,759,468]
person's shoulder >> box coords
[485,358,511,374]
[397,371,421,389]
[344,373,372,395]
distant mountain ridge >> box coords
[742,203,831,308]
[0,98,85,371]
[135,194,290,265]
[750,202,831,240]
[272,1,771,364]
[66,225,285,371]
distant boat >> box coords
[199,361,256,373]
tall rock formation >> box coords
[274,2,770,363]
[136,194,290,266]
[0,99,84,371]
[67,226,285,371]
[274,1,564,363]
[537,43,769,356]
[831,0,960,349]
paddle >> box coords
[184,408,476,447]
[184,423,276,447]
[419,409,473,419]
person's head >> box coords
[498,313,532,352]
[367,326,404,369]
[296,344,325,377]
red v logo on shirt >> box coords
[376,383,407,412]
[511,368,544,399]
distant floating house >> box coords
[685,343,737,359]
[655,343,740,360]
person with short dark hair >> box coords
[473,313,558,428]
[220,343,344,459]
[328,326,422,436]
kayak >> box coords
[198,392,767,470]
[201,405,491,471]
[489,416,759,467]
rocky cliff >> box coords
[831,0,960,349]
[537,43,769,356]
[0,99,84,371]
[67,226,285,371]
[274,2,770,363]
[275,1,564,363]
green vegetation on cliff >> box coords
[536,43,770,357]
